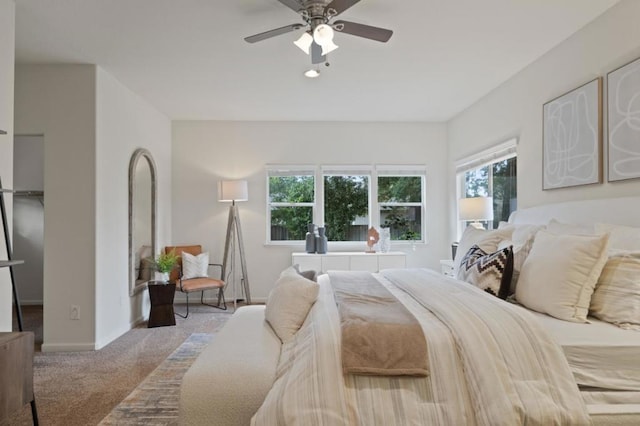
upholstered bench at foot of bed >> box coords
[178,305,281,426]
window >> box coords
[378,175,423,240]
[456,139,517,230]
[266,165,426,244]
[267,168,315,241]
[323,173,370,242]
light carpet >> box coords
[99,333,214,425]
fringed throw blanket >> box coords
[329,271,429,376]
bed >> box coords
[179,196,640,425]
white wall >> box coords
[172,121,449,301]
[95,67,171,349]
[15,65,97,350]
[0,0,15,331]
[447,0,640,240]
[15,65,171,351]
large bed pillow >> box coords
[546,219,594,235]
[595,223,640,252]
[265,266,320,343]
[453,226,514,276]
[590,252,640,330]
[515,230,609,322]
[457,245,513,299]
[497,223,545,294]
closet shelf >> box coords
[13,191,43,197]
[0,260,24,268]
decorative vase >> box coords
[379,227,391,253]
[316,226,328,254]
[155,271,170,283]
[305,223,316,253]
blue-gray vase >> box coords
[305,224,316,253]
[316,226,328,254]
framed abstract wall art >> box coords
[542,78,602,190]
[607,56,640,182]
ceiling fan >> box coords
[244,0,393,65]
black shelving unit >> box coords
[0,179,39,425]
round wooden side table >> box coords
[147,281,176,328]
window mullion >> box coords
[316,168,323,226]
[371,170,378,229]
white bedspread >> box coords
[251,268,590,426]
[517,306,640,391]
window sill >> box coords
[264,240,428,249]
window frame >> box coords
[265,164,427,246]
[376,166,427,243]
[266,165,316,245]
[455,138,517,237]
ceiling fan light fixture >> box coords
[313,24,338,56]
[294,31,313,55]
[313,24,333,44]
[320,40,339,55]
[304,69,320,78]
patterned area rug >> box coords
[99,333,214,425]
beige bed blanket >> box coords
[330,271,429,376]
[252,268,590,425]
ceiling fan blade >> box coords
[244,23,304,43]
[325,0,361,17]
[311,41,326,64]
[277,0,304,13]
[333,20,393,42]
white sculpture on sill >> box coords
[378,227,391,253]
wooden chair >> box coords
[165,245,227,318]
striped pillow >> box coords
[457,245,514,299]
[590,252,640,330]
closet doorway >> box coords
[12,135,44,341]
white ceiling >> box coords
[15,0,619,122]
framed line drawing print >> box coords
[542,78,602,190]
[608,56,640,182]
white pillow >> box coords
[516,230,609,322]
[265,267,320,343]
[182,252,209,279]
[595,223,640,252]
[453,226,514,275]
[546,219,594,235]
[497,223,545,294]
[590,251,640,330]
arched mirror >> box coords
[129,148,157,296]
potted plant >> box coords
[154,249,178,283]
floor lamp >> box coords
[219,180,251,308]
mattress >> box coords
[515,306,640,391]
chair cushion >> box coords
[182,252,210,279]
[165,245,202,283]
[179,277,225,293]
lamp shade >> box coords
[459,197,493,221]
[313,24,339,55]
[294,32,313,55]
[219,180,248,202]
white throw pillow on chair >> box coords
[182,252,209,279]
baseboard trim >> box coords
[173,296,267,304]
[20,300,43,306]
